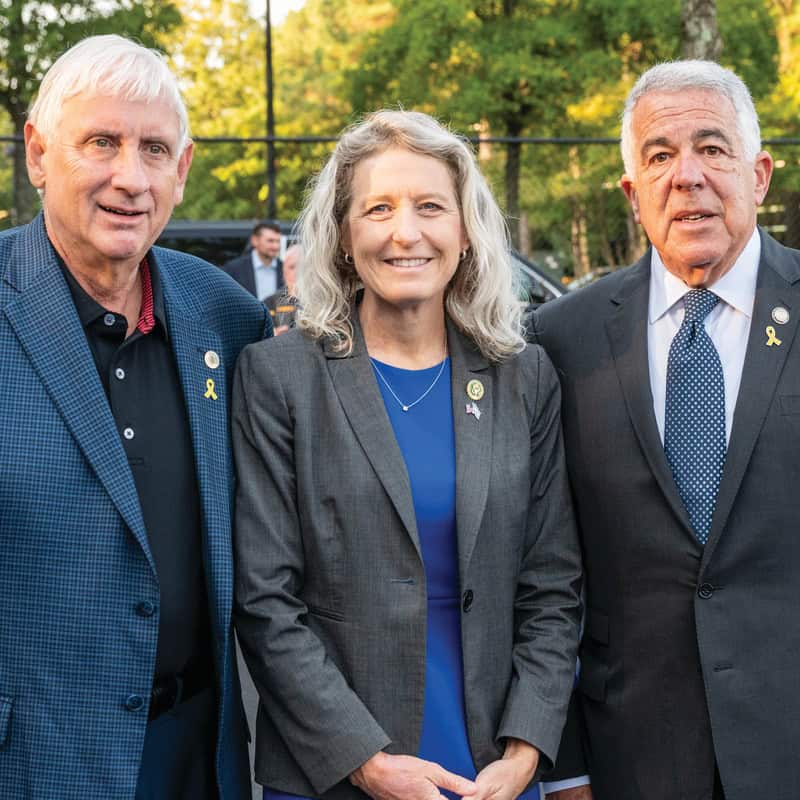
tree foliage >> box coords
[2,0,797,269]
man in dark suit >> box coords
[536,61,800,800]
[222,221,284,300]
[0,35,269,799]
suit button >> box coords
[462,589,474,612]
[698,583,714,599]
[136,601,156,617]
[125,694,145,712]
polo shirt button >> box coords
[462,589,474,612]
[136,601,156,617]
[115,368,125,380]
[124,694,145,712]
[123,427,135,440]
[104,313,116,327]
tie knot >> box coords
[683,289,719,323]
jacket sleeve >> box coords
[231,343,390,795]
[495,347,584,773]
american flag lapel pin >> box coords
[465,401,481,420]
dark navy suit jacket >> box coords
[534,230,800,800]
[221,251,283,299]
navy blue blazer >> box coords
[221,251,284,299]
[0,214,270,799]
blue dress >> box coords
[263,358,539,800]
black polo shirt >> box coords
[60,257,213,684]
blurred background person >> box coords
[223,220,284,300]
[232,109,582,800]
[264,243,301,334]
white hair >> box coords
[620,60,761,176]
[296,109,525,362]
[28,35,190,148]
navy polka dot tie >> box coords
[664,289,726,545]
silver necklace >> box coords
[370,354,448,412]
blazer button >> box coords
[124,694,145,712]
[136,601,156,617]
[462,589,474,613]
[697,583,714,600]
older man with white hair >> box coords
[535,61,800,800]
[0,35,269,799]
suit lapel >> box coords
[159,257,231,637]
[605,254,695,540]
[3,216,151,562]
[448,321,493,584]
[704,232,800,560]
[325,318,421,556]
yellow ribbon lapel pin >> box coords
[765,326,782,348]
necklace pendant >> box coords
[402,405,409,412]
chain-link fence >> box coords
[5,135,799,288]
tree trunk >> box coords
[681,0,722,60]
[517,210,531,257]
[505,138,521,249]
[10,112,39,225]
[568,146,590,277]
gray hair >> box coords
[28,35,190,148]
[296,109,524,361]
[283,243,303,267]
[620,60,761,176]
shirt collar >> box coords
[59,255,168,337]
[251,249,277,271]
[649,227,761,323]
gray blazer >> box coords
[534,229,800,800]
[232,315,582,798]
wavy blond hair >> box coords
[296,110,524,361]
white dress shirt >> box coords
[648,228,760,444]
[252,249,279,302]
[541,229,761,799]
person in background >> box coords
[535,60,800,800]
[232,109,582,800]
[222,220,284,300]
[264,243,301,334]
[0,34,269,800]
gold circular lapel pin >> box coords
[466,379,484,401]
[204,350,220,369]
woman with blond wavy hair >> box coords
[232,109,582,800]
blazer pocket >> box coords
[0,694,12,747]
[780,395,800,416]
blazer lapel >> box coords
[605,253,695,540]
[325,318,421,556]
[159,260,231,638]
[704,231,800,560]
[448,321,493,584]
[3,217,150,561]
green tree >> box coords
[0,0,181,224]
[166,0,269,219]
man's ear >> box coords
[620,174,640,223]
[24,122,47,190]
[753,150,774,207]
[172,140,194,206]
